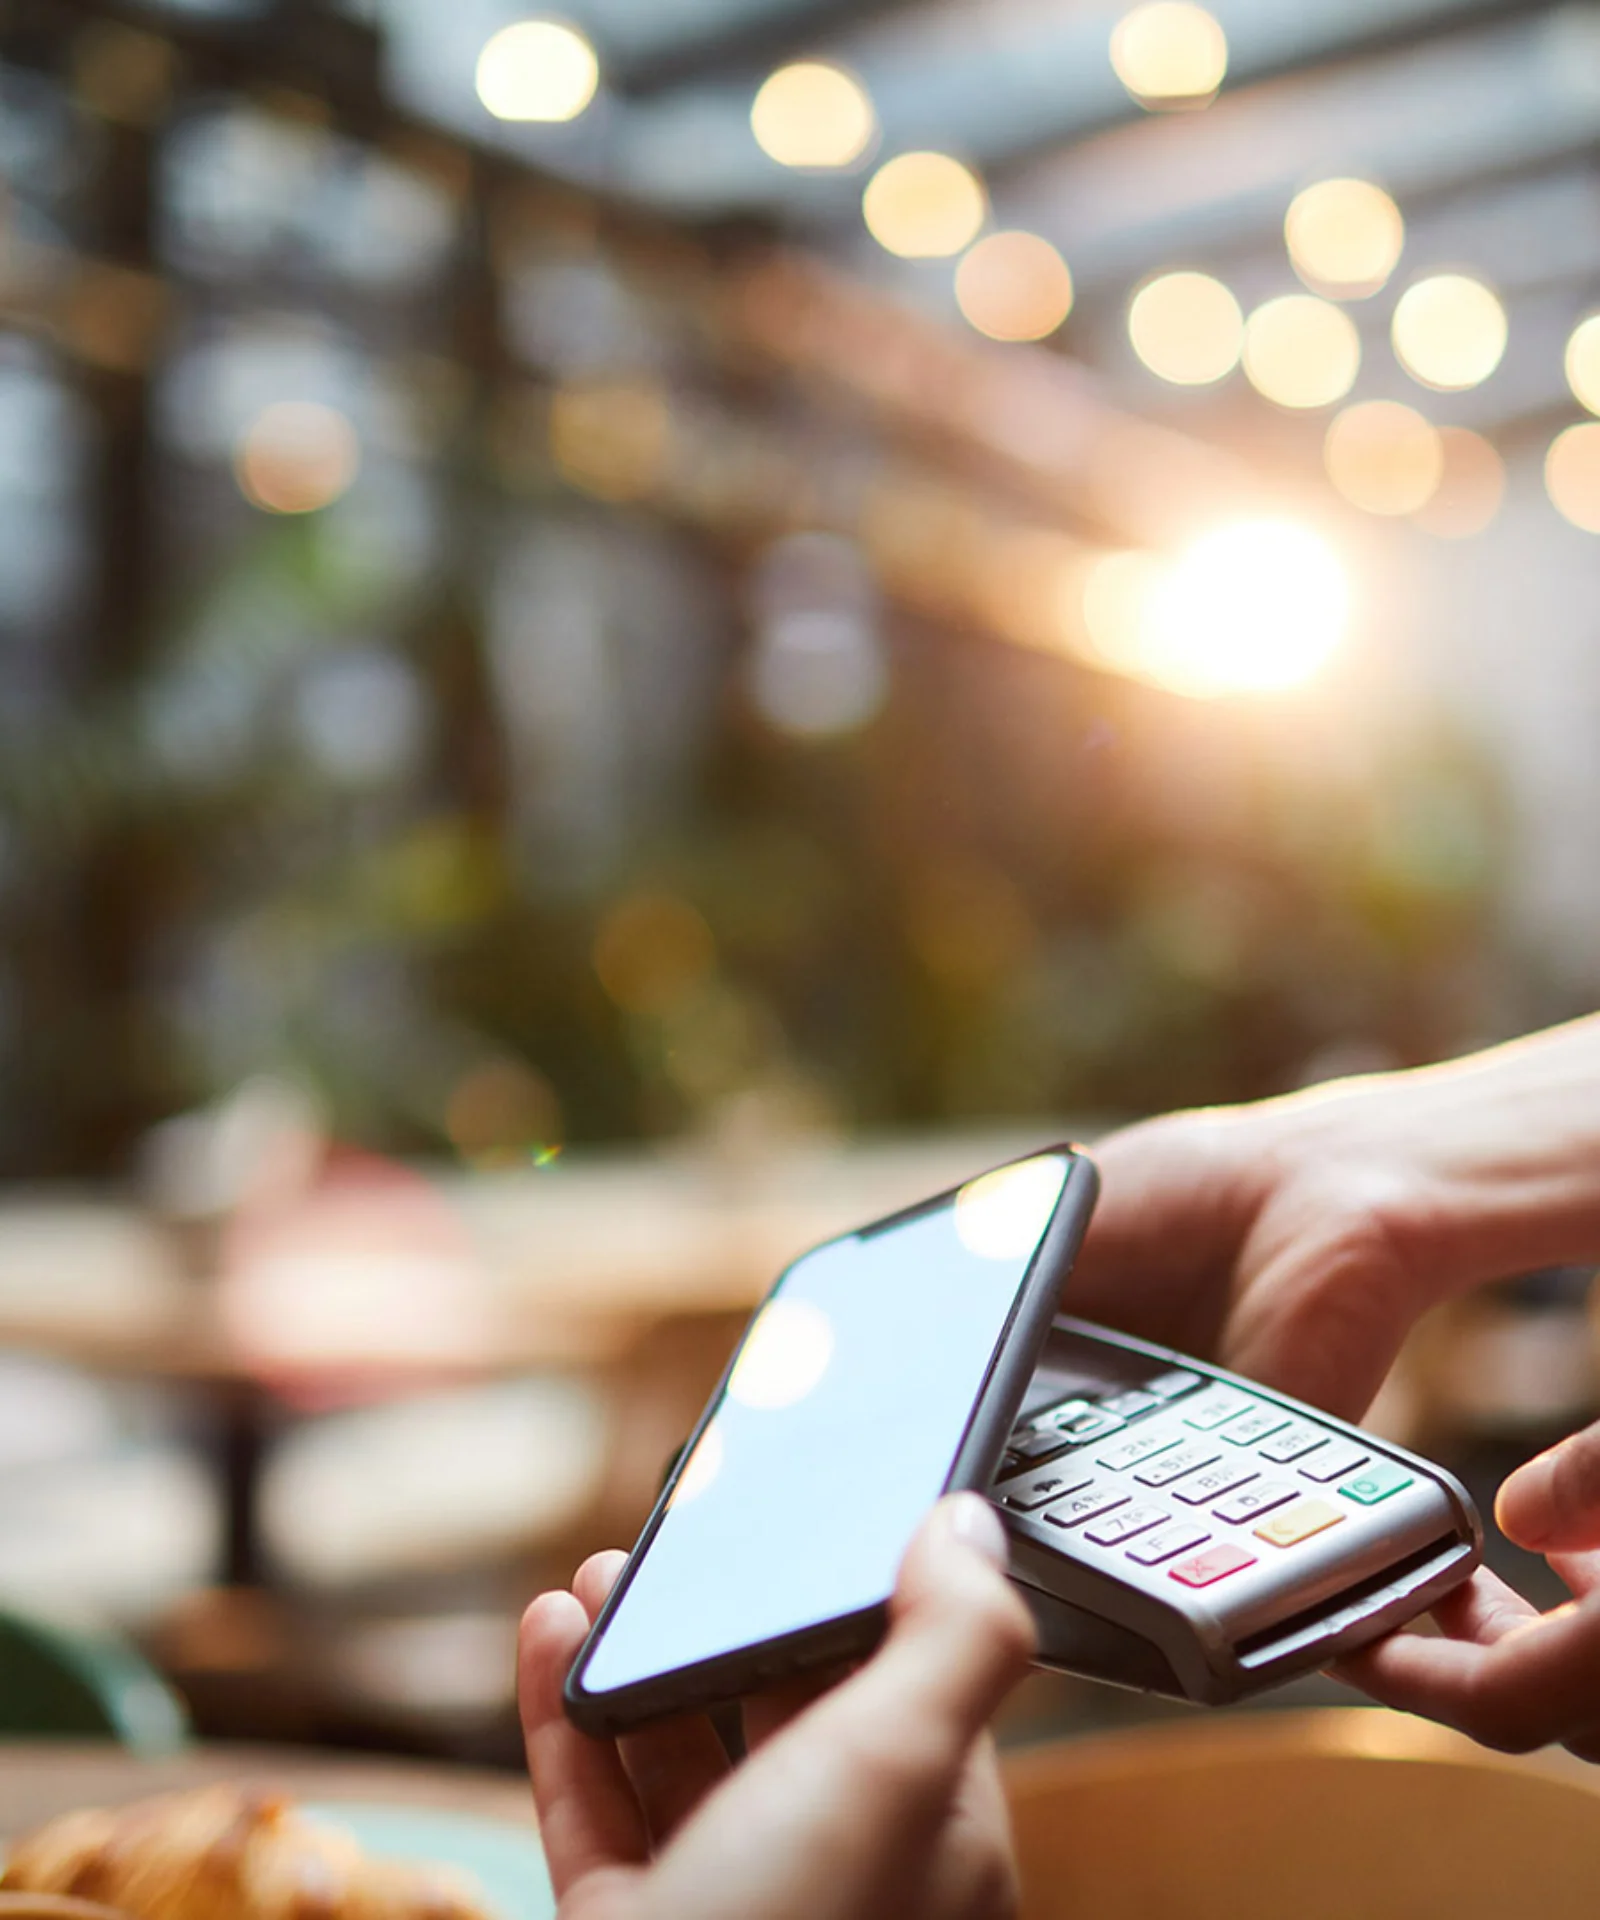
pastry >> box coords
[1,1786,493,1919]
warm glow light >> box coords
[1082,550,1166,677]
[1110,2,1228,108]
[548,380,670,501]
[751,60,875,168]
[1546,422,1600,533]
[1243,294,1360,409]
[1412,428,1504,539]
[1392,274,1507,392]
[1128,271,1242,385]
[954,231,1074,342]
[955,1155,1067,1260]
[1082,524,1346,699]
[1285,179,1404,298]
[475,20,599,124]
[862,151,986,258]
[234,402,359,514]
[1564,314,1600,416]
[728,1298,835,1409]
[1323,400,1442,517]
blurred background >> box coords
[0,0,1598,1766]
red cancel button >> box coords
[1169,1543,1256,1588]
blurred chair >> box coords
[1004,1708,1600,1920]
[0,1607,189,1753]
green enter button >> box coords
[1339,1460,1415,1505]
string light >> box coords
[1546,422,1600,533]
[862,151,986,258]
[1392,274,1507,392]
[1242,294,1360,409]
[1323,400,1442,517]
[1285,179,1404,299]
[751,61,875,168]
[1564,313,1600,416]
[954,231,1073,342]
[476,20,599,124]
[1127,271,1242,385]
[1110,3,1227,109]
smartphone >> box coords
[564,1145,1100,1735]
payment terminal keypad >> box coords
[994,1358,1426,1596]
[989,1317,1481,1706]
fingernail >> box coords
[936,1492,1010,1570]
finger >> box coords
[570,1546,732,1842]
[1335,1573,1600,1753]
[911,1733,1021,1920]
[741,1666,847,1753]
[518,1590,648,1895]
[1547,1548,1600,1598]
[641,1494,1035,1920]
[572,1549,629,1621]
[1497,1422,1600,1552]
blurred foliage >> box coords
[0,5,1513,1179]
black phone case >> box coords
[563,1145,1100,1736]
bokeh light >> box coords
[862,151,986,258]
[1323,400,1442,516]
[1411,428,1505,539]
[548,380,670,501]
[475,20,599,124]
[1110,2,1228,109]
[1242,294,1360,409]
[1545,422,1600,533]
[728,1297,835,1409]
[1285,179,1405,298]
[747,609,887,738]
[233,401,359,514]
[445,1058,561,1167]
[751,61,875,169]
[954,231,1074,342]
[1391,274,1507,392]
[954,1154,1067,1260]
[1083,524,1347,699]
[1564,314,1600,416]
[592,892,715,1015]
[1127,270,1242,385]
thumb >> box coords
[1497,1420,1600,1552]
[638,1496,1034,1920]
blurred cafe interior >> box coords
[1,0,1600,1785]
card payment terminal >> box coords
[993,1316,1482,1704]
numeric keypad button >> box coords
[997,1466,1095,1512]
[1173,1460,1259,1506]
[1135,1445,1220,1489]
[1042,1481,1130,1529]
[1214,1482,1298,1525]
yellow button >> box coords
[1253,1497,1345,1549]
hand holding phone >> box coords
[524,1493,1036,1920]
[564,1148,1098,1734]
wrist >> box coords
[1271,1016,1600,1306]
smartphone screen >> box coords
[570,1151,1072,1713]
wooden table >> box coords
[0,1133,1051,1584]
[0,1741,534,1839]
